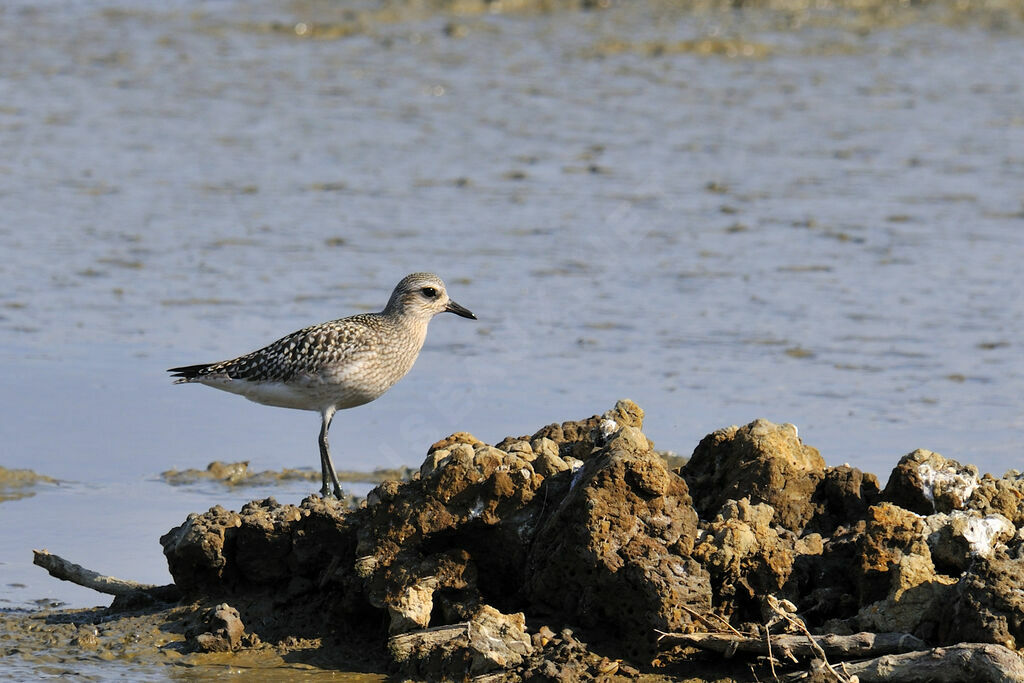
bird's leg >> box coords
[318,407,343,499]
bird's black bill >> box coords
[445,300,477,319]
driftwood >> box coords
[389,621,472,660]
[662,630,1024,683]
[32,549,180,601]
[765,594,851,682]
[838,643,1024,683]
[659,630,927,660]
[659,596,1024,683]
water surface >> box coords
[1,0,1023,616]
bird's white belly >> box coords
[199,371,386,412]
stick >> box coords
[657,631,927,660]
[32,549,179,601]
[832,643,1024,683]
[766,595,850,682]
[766,622,778,680]
[677,602,745,637]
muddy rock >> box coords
[924,510,1015,574]
[939,552,1024,649]
[161,497,353,596]
[526,425,709,661]
[807,465,880,535]
[234,499,304,584]
[856,503,933,604]
[145,402,1024,678]
[528,398,650,461]
[881,449,980,514]
[855,554,956,639]
[160,505,242,591]
[531,447,571,477]
[378,549,478,633]
[191,603,247,652]
[388,605,532,678]
[515,627,623,681]
[348,404,686,656]
[792,523,864,625]
[692,498,796,621]
[289,494,354,573]
[357,440,544,633]
[683,419,825,533]
[427,431,484,454]
[163,460,253,485]
[966,472,1024,526]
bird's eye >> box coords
[421,287,438,298]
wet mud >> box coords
[0,467,57,503]
[161,461,416,489]
[9,400,1024,680]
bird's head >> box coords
[385,272,476,322]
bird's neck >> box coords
[385,310,431,347]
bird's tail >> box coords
[168,363,212,383]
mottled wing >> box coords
[170,316,379,383]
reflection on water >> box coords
[1,0,1023,616]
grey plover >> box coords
[169,272,476,498]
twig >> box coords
[766,595,850,683]
[319,555,342,589]
[32,549,179,601]
[657,631,925,660]
[678,602,745,637]
[766,622,777,681]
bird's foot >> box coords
[319,486,345,500]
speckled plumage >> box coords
[169,273,476,498]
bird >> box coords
[168,272,476,498]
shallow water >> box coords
[1,0,1023,628]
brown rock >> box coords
[682,419,825,533]
[532,447,570,477]
[526,427,709,661]
[153,402,1024,677]
[161,497,353,596]
[857,503,932,604]
[881,449,979,514]
[529,399,650,461]
[692,498,796,621]
[428,431,483,454]
[159,506,242,592]
[376,549,477,634]
[939,552,1024,649]
[807,465,880,535]
[356,440,546,633]
[925,511,1015,574]
[790,524,863,625]
[234,498,304,584]
[192,603,246,652]
[855,554,955,638]
[967,474,1024,526]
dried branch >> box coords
[32,549,179,601]
[766,622,778,680]
[675,602,745,637]
[658,630,926,660]
[836,643,1024,683]
[766,595,850,682]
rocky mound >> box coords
[155,401,1024,680]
